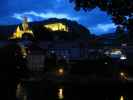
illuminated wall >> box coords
[12,26,23,38]
[44,23,68,32]
[10,27,33,39]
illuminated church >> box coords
[8,17,91,60]
[8,18,93,71]
[10,17,34,39]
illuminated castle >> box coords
[10,17,34,39]
[44,23,68,32]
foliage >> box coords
[115,25,127,43]
[70,0,133,40]
[32,18,91,41]
[0,33,7,40]
[32,24,53,41]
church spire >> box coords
[22,16,29,31]
[10,17,34,39]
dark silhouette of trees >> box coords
[0,42,29,100]
[115,25,127,44]
[44,51,57,72]
[0,42,20,100]
[32,24,53,41]
[31,18,91,41]
[0,33,8,40]
[22,33,34,41]
[70,0,133,41]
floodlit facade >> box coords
[10,17,34,39]
[44,23,68,32]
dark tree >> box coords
[70,0,133,41]
[115,25,127,44]
[32,24,53,41]
[0,42,21,100]
[0,42,29,100]
[0,33,8,40]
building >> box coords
[26,44,45,71]
[38,41,90,60]
[10,17,34,39]
[9,17,93,63]
[44,23,68,32]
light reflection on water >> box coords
[57,87,64,99]
[23,81,129,100]
[120,96,124,100]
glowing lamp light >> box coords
[21,47,27,58]
[104,62,108,65]
[58,88,64,99]
[120,72,124,76]
[58,68,64,75]
[110,50,122,55]
[22,54,27,58]
[51,50,55,54]
[63,56,66,59]
[104,51,110,55]
[16,83,21,97]
[120,55,127,60]
[120,72,128,80]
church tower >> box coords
[10,17,34,39]
[22,17,29,31]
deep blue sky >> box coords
[0,0,117,35]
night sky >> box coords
[0,0,117,35]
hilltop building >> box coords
[10,17,34,39]
[44,23,68,32]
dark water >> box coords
[0,41,131,100]
[19,80,131,100]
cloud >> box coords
[12,11,80,22]
[12,13,33,22]
[0,0,115,35]
[89,23,117,34]
[12,14,23,20]
[96,23,116,32]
